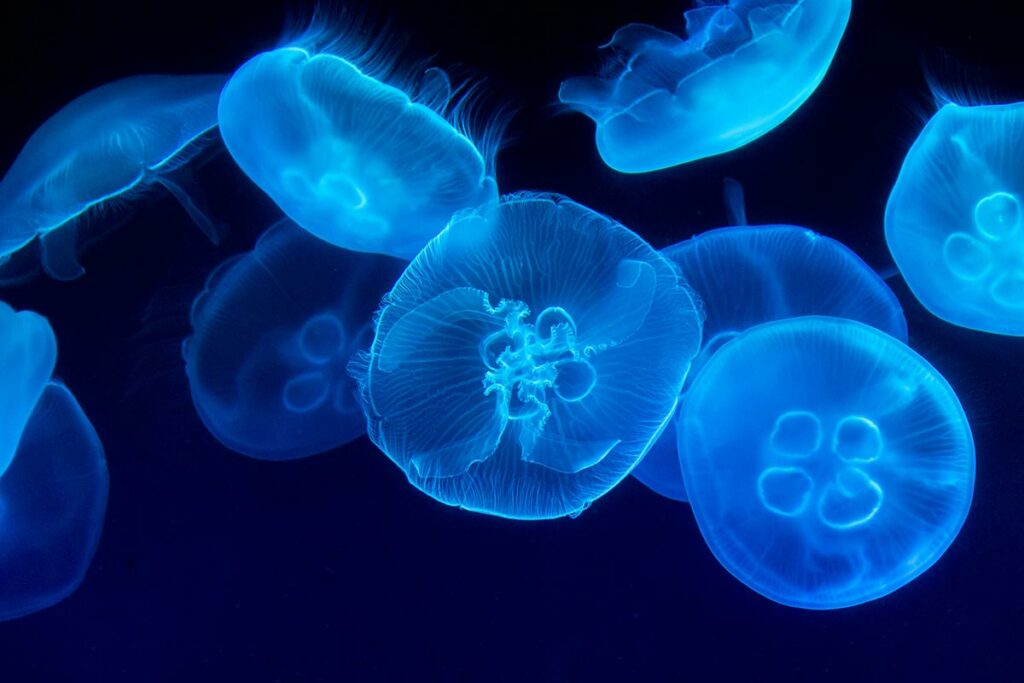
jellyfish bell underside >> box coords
[0,73,226,281]
[558,0,852,172]
[678,316,974,609]
[886,101,1024,335]
[218,46,497,260]
[632,224,907,502]
[354,193,702,519]
[184,219,406,461]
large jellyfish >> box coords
[559,0,852,172]
[633,224,907,502]
[0,302,108,621]
[184,219,405,461]
[0,74,226,280]
[886,101,1024,336]
[351,193,702,519]
[678,316,974,609]
[218,32,502,259]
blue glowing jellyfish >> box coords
[632,224,907,502]
[0,74,227,280]
[678,316,974,609]
[184,219,405,461]
[886,101,1024,335]
[559,0,851,172]
[0,303,108,621]
[219,33,502,259]
[351,193,702,519]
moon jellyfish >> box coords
[0,74,227,280]
[633,224,907,502]
[351,193,702,519]
[184,220,405,461]
[218,31,503,259]
[559,0,851,172]
[678,316,974,609]
[886,101,1024,335]
[0,303,108,621]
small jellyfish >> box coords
[678,316,974,609]
[886,101,1024,335]
[219,30,503,259]
[632,224,907,502]
[351,193,702,519]
[184,219,405,461]
[0,74,227,280]
[559,0,851,172]
[0,303,108,621]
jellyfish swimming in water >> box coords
[0,302,108,621]
[0,74,227,281]
[886,100,1024,336]
[559,0,851,172]
[184,219,405,461]
[678,316,974,609]
[218,26,504,260]
[633,220,907,502]
[351,193,703,519]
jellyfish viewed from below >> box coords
[886,101,1024,335]
[559,0,851,172]
[0,74,227,281]
[351,193,702,519]
[678,316,974,609]
[632,224,907,502]
[184,219,405,461]
[218,36,502,259]
[0,302,108,621]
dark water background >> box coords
[0,1,1022,680]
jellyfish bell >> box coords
[218,24,505,260]
[351,192,702,519]
[184,219,405,461]
[559,0,851,172]
[0,73,227,281]
[886,100,1024,335]
[678,316,974,609]
[632,223,907,503]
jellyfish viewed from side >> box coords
[0,74,227,281]
[218,30,503,260]
[633,223,907,502]
[559,0,851,172]
[678,316,974,609]
[184,219,405,461]
[351,193,703,519]
[0,302,108,621]
[886,101,1024,335]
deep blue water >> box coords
[1,1,1023,680]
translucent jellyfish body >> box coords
[352,194,702,519]
[0,303,108,621]
[0,74,226,280]
[218,46,499,259]
[559,0,851,172]
[184,219,405,461]
[632,225,907,502]
[886,102,1024,335]
[679,316,974,609]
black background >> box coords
[1,1,1023,680]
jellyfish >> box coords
[0,302,108,621]
[184,219,405,461]
[0,74,227,281]
[678,316,974,609]
[886,101,1024,335]
[218,30,503,260]
[559,0,851,172]
[351,193,702,519]
[633,223,907,502]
